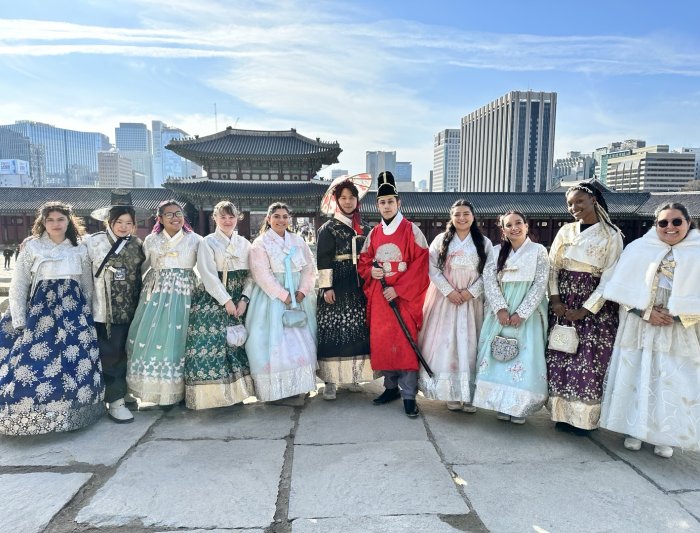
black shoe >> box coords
[555,422,573,433]
[403,399,419,418]
[373,388,401,405]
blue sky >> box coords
[1,0,698,183]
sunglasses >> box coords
[656,218,684,228]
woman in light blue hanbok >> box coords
[245,203,317,402]
[473,211,549,424]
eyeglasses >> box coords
[656,218,684,228]
[162,211,184,220]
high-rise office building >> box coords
[116,123,153,187]
[433,129,461,192]
[98,151,134,188]
[681,147,700,181]
[0,121,109,186]
[395,162,412,182]
[152,120,203,186]
[459,91,556,192]
[330,169,349,180]
[365,151,396,189]
[605,145,696,192]
[595,140,647,183]
[0,128,46,186]
[552,151,595,187]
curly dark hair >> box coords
[437,199,487,274]
[32,201,85,246]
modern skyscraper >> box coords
[98,151,134,188]
[459,91,557,192]
[0,128,46,186]
[395,162,412,182]
[552,151,594,188]
[0,121,109,186]
[152,120,203,186]
[116,123,153,186]
[365,150,396,189]
[681,147,700,181]
[330,168,349,180]
[433,129,461,192]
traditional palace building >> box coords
[0,127,698,247]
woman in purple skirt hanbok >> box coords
[547,182,623,436]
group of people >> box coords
[0,175,698,460]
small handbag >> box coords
[226,324,248,347]
[282,308,307,328]
[491,335,519,362]
[548,321,579,354]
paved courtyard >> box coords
[1,380,699,533]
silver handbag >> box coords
[491,335,519,362]
[226,324,248,347]
[548,322,579,354]
[282,308,307,328]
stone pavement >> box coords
[1,380,699,533]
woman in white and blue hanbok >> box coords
[0,202,103,435]
[245,203,317,401]
[473,212,549,423]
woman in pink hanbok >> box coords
[418,200,493,411]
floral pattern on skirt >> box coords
[0,279,104,435]
[184,270,255,409]
[126,268,197,405]
[546,269,619,429]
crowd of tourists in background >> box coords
[0,173,698,460]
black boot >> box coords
[403,399,419,418]
[373,388,401,405]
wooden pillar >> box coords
[198,206,207,236]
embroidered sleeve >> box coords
[8,245,33,329]
[515,245,550,320]
[197,240,231,306]
[483,248,507,314]
[297,239,317,296]
[548,227,565,296]
[467,239,492,298]
[249,240,288,301]
[316,224,335,289]
[428,234,455,297]
[78,246,94,309]
[583,231,624,314]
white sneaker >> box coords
[462,403,477,414]
[654,445,673,458]
[107,398,134,424]
[323,383,337,401]
[510,416,526,425]
[624,437,642,451]
[446,401,462,411]
[496,412,511,421]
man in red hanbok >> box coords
[358,171,429,417]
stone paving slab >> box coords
[292,515,466,532]
[289,441,466,519]
[76,439,286,529]
[0,410,162,466]
[676,493,700,522]
[420,402,610,465]
[0,472,92,533]
[295,393,428,444]
[591,428,700,491]
[454,461,700,533]
[152,402,295,440]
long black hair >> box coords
[496,211,528,274]
[437,199,488,274]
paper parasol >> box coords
[320,173,372,216]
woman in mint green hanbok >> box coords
[126,200,202,406]
[245,203,317,402]
[473,212,549,424]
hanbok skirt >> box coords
[126,268,196,405]
[316,260,373,385]
[245,271,317,401]
[600,287,700,451]
[546,269,619,429]
[184,270,255,409]
[418,267,483,402]
[0,279,104,435]
[473,281,549,417]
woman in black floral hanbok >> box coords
[0,202,104,435]
[316,179,373,400]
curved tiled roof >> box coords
[0,187,178,215]
[166,128,342,163]
[165,178,329,199]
